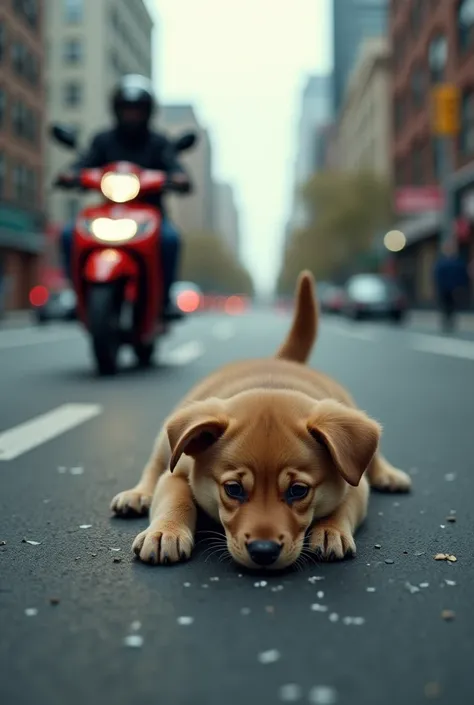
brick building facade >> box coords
[0,0,45,312]
[390,0,474,306]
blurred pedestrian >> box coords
[433,240,469,333]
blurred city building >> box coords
[389,0,474,307]
[332,0,388,117]
[0,0,45,311]
[286,74,331,243]
[212,181,240,258]
[336,37,391,176]
[160,104,215,236]
[45,0,154,230]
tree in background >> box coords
[277,170,392,295]
[180,231,254,296]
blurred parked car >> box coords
[342,274,407,323]
[30,286,77,324]
[319,283,345,314]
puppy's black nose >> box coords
[246,540,282,566]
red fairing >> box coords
[83,249,138,283]
[72,202,163,338]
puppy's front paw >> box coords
[309,523,356,561]
[110,488,152,517]
[370,466,412,493]
[132,522,194,565]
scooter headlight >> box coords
[90,217,138,243]
[100,173,141,203]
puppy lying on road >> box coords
[111,271,411,569]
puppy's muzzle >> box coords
[246,540,282,566]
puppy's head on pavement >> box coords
[166,390,380,570]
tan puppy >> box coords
[111,271,411,570]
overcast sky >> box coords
[147,0,331,293]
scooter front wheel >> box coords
[87,284,121,376]
[133,341,155,368]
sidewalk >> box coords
[0,310,32,329]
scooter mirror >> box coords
[50,123,78,149]
[175,132,198,152]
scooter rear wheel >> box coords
[87,284,121,376]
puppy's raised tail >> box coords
[275,270,318,364]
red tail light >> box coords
[29,285,49,307]
[177,290,201,313]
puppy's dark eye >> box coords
[224,481,247,501]
[286,484,310,502]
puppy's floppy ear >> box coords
[166,398,229,472]
[306,399,381,486]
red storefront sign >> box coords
[394,187,445,214]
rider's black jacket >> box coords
[71,127,192,216]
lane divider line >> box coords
[0,330,81,351]
[411,334,474,361]
[163,340,205,366]
[0,403,102,462]
[211,322,236,341]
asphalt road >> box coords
[1,310,473,705]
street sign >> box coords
[431,84,460,136]
[394,186,445,214]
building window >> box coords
[0,88,6,129]
[411,66,425,109]
[13,0,39,29]
[458,0,474,51]
[0,152,5,198]
[63,81,82,107]
[0,21,5,63]
[64,0,83,23]
[460,89,474,156]
[63,38,83,64]
[411,0,423,33]
[26,168,37,206]
[428,35,447,83]
[412,145,423,185]
[11,101,37,143]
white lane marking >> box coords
[0,404,102,461]
[211,321,236,341]
[331,324,377,341]
[163,340,204,366]
[0,329,80,351]
[411,334,474,361]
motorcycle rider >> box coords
[57,74,193,320]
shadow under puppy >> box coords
[111,271,411,570]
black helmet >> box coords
[111,74,156,138]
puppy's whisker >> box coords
[196,530,227,539]
[203,547,230,564]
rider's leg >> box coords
[160,216,182,315]
[60,222,75,281]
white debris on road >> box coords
[258,649,281,664]
[79,524,92,529]
[309,685,338,704]
[177,616,194,626]
[405,582,421,594]
[123,634,143,648]
[278,683,303,701]
[311,603,328,613]
[308,576,324,584]
[25,608,38,617]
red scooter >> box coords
[51,124,197,376]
